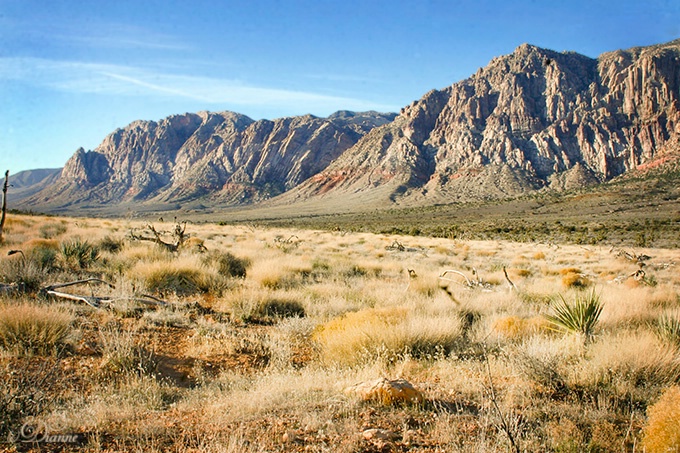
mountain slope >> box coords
[282,39,680,206]
[17,39,680,215]
[1,168,62,203]
[20,111,396,211]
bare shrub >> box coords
[98,326,157,377]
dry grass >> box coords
[643,385,680,453]
[0,213,679,451]
[0,302,74,356]
[312,306,462,365]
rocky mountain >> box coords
[18,39,680,214]
[284,39,680,205]
[21,111,396,210]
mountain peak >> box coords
[16,40,680,214]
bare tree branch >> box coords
[0,170,9,243]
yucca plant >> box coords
[60,237,100,270]
[545,290,603,344]
[655,313,680,348]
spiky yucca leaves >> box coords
[655,313,680,348]
[60,237,100,270]
[545,290,603,343]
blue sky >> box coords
[1,0,679,173]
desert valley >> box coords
[1,38,680,452]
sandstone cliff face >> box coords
[293,39,680,204]
[33,111,395,208]
[21,39,680,212]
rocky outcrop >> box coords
[290,39,680,204]
[24,111,396,209]
[19,39,680,212]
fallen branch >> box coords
[40,279,167,309]
[613,248,651,267]
[129,222,188,252]
[385,240,405,252]
[439,269,492,290]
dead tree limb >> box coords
[42,278,116,292]
[439,270,473,287]
[439,269,492,291]
[129,222,188,252]
[614,249,652,268]
[45,290,103,308]
[503,266,517,291]
[385,240,406,252]
[40,279,167,308]
[0,170,8,243]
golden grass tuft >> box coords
[561,271,591,288]
[492,316,549,341]
[0,303,74,356]
[532,251,546,260]
[312,307,461,366]
[642,386,680,453]
[130,257,227,296]
[23,238,60,251]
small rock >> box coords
[362,428,398,441]
[346,378,425,405]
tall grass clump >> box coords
[201,250,250,278]
[39,222,67,239]
[98,235,124,253]
[60,237,100,270]
[0,256,45,292]
[0,303,74,356]
[312,307,461,366]
[131,259,228,297]
[545,290,603,344]
[642,385,680,453]
[98,326,157,377]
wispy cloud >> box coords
[58,23,192,51]
[0,57,398,112]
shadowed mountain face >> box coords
[18,39,680,213]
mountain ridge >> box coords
[15,38,680,214]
